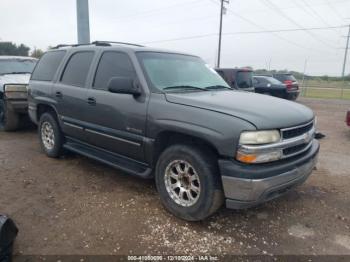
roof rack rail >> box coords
[91,41,145,47]
[52,41,145,50]
[52,43,93,49]
[52,44,73,49]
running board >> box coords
[63,140,153,179]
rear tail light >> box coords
[284,80,293,90]
[346,111,350,126]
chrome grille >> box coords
[282,122,313,139]
[280,120,315,158]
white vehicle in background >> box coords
[0,56,37,131]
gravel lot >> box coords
[0,97,350,257]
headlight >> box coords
[239,130,280,145]
[237,130,282,164]
[4,84,28,99]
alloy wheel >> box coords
[41,121,55,150]
[164,160,201,207]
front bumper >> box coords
[220,139,319,209]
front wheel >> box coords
[155,144,224,221]
[39,113,64,158]
[0,99,20,131]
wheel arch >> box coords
[36,103,59,122]
[150,130,220,167]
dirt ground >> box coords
[0,97,350,257]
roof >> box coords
[254,75,273,77]
[215,68,253,72]
[0,56,38,60]
[48,42,196,57]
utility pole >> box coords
[76,0,90,44]
[217,0,229,68]
[301,58,308,96]
[342,24,350,78]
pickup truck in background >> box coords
[215,68,255,92]
[0,56,37,131]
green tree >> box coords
[0,42,30,56]
[31,48,44,58]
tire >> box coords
[290,94,298,101]
[155,144,224,221]
[0,99,20,131]
[38,112,64,158]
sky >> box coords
[0,0,349,76]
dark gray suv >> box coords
[28,42,319,221]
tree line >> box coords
[0,42,44,58]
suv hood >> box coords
[0,74,30,91]
[165,90,314,129]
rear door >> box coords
[53,51,95,141]
[84,51,148,162]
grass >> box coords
[300,79,350,89]
[300,87,350,100]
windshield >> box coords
[236,71,253,89]
[0,59,37,75]
[137,52,230,92]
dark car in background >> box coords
[273,73,299,99]
[0,56,37,131]
[215,68,255,92]
[253,75,299,100]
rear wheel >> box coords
[0,99,20,131]
[155,144,224,221]
[39,113,64,158]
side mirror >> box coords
[107,77,141,96]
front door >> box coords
[84,51,148,162]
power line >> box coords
[299,0,333,27]
[208,0,311,51]
[292,0,342,37]
[209,0,335,53]
[143,25,347,44]
[263,0,338,49]
[238,0,350,14]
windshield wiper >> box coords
[205,85,232,90]
[9,72,31,74]
[163,85,208,91]
[0,72,31,75]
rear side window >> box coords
[93,52,136,90]
[31,51,65,81]
[61,51,94,87]
[275,74,296,82]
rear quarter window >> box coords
[31,51,66,81]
